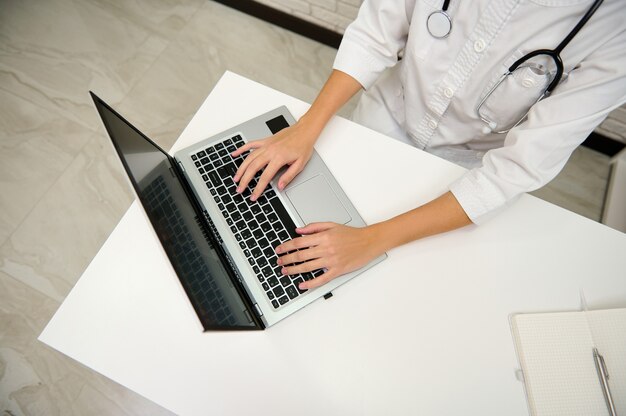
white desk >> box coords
[40,72,626,415]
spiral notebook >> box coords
[510,308,626,416]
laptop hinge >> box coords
[177,160,186,173]
[253,303,263,317]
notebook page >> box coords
[586,308,626,414]
[511,311,607,416]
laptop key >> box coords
[251,247,262,258]
[279,276,291,287]
[269,197,298,239]
[271,300,279,309]
[253,229,263,240]
[273,286,285,298]
[294,277,306,293]
[261,222,273,233]
[278,295,289,305]
[286,285,298,300]
[267,276,279,287]
[209,170,222,188]
[263,283,270,292]
[263,247,274,258]
[218,163,237,179]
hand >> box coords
[231,120,317,200]
[275,222,383,290]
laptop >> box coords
[91,92,386,330]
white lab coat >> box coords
[333,0,626,223]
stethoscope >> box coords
[427,0,605,133]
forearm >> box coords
[298,69,363,138]
[369,192,472,253]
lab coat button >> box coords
[428,120,438,130]
[474,39,486,52]
[522,78,535,88]
[444,87,454,98]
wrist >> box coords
[298,111,329,137]
[363,222,394,257]
[294,113,327,147]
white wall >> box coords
[252,0,361,33]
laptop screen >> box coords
[91,93,259,330]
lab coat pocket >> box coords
[478,64,551,132]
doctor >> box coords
[232,0,626,290]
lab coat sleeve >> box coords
[450,31,626,224]
[333,0,415,89]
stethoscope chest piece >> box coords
[427,10,452,38]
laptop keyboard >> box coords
[191,134,323,310]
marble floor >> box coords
[0,0,615,414]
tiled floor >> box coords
[0,1,615,414]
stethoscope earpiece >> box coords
[427,11,452,39]
[428,0,452,39]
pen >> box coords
[593,347,617,416]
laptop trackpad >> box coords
[285,174,352,225]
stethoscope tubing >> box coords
[472,0,605,133]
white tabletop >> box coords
[40,72,626,416]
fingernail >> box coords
[236,187,241,193]
[275,247,282,254]
[298,283,306,290]
[278,182,284,190]
[276,258,282,265]
[251,195,257,201]
[281,268,287,275]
